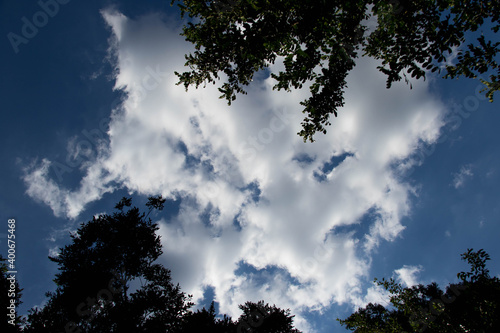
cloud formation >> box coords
[23,9,446,330]
[452,164,474,189]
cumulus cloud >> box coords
[22,9,446,330]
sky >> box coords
[1,1,499,332]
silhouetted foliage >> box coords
[21,197,303,332]
[338,248,500,332]
[236,300,302,333]
[172,0,499,141]
[180,301,237,332]
[179,300,303,333]
[23,197,193,333]
[146,195,166,212]
[114,196,132,211]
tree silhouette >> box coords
[23,196,192,333]
[21,196,304,332]
[179,301,237,332]
[338,248,500,332]
[179,300,303,333]
[172,0,499,142]
[236,300,302,333]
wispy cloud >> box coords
[22,10,446,330]
[23,159,69,218]
[452,164,474,189]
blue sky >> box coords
[1,1,499,331]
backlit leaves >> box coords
[173,0,499,142]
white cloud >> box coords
[23,158,116,219]
[23,159,69,218]
[22,10,446,330]
[47,246,60,258]
[452,164,474,189]
[394,265,422,287]
[349,264,422,310]
[349,281,391,310]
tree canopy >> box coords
[11,197,500,332]
[338,248,500,332]
[21,197,301,333]
[236,300,301,333]
[172,0,499,141]
[179,301,237,332]
[23,196,193,333]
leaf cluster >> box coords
[237,300,302,333]
[173,0,499,141]
[338,248,500,332]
